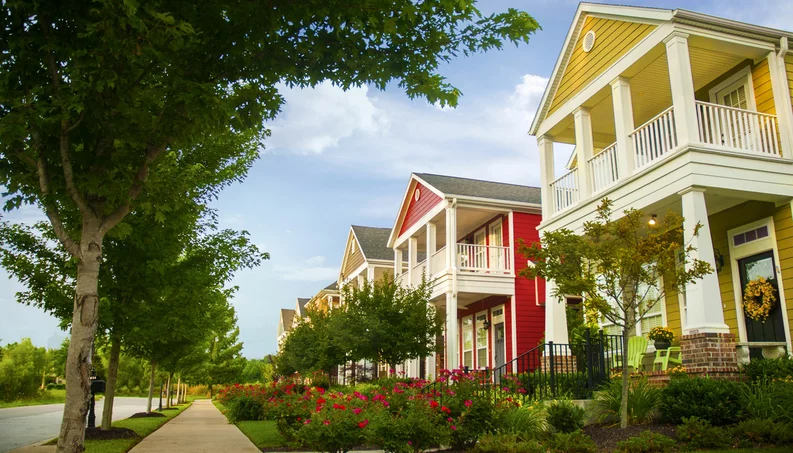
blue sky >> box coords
[1,0,791,358]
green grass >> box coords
[81,402,192,453]
[0,389,66,408]
[212,400,286,449]
[698,448,793,453]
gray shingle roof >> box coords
[351,225,394,261]
[324,281,338,291]
[296,298,310,316]
[415,173,541,204]
[280,309,295,331]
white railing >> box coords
[550,169,578,213]
[695,101,780,156]
[456,244,511,272]
[632,106,678,168]
[430,246,447,276]
[588,142,619,193]
[410,260,427,285]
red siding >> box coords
[399,182,443,236]
[512,212,545,357]
[457,296,510,368]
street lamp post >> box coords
[87,368,96,429]
[157,382,163,411]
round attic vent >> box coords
[582,30,596,53]
[414,188,421,201]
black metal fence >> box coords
[424,330,624,403]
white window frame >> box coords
[488,219,504,272]
[598,273,667,347]
[475,310,489,370]
[708,66,757,111]
[473,228,487,271]
[490,305,506,369]
[461,316,474,369]
[727,217,791,351]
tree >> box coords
[1,3,539,449]
[0,338,47,401]
[519,199,712,429]
[201,313,246,397]
[277,307,349,377]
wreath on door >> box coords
[743,277,777,322]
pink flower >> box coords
[464,400,472,407]
[451,425,457,431]
[358,419,369,429]
[353,408,362,415]
[323,419,330,425]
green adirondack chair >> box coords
[627,336,648,371]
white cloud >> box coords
[273,255,339,282]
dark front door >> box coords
[739,250,786,347]
[494,323,506,369]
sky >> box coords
[1,0,792,358]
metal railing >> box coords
[456,244,511,272]
[588,142,619,193]
[632,106,678,169]
[550,169,578,214]
[696,100,780,156]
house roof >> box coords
[324,281,338,291]
[350,225,394,261]
[280,309,295,331]
[296,298,310,316]
[415,173,541,204]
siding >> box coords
[752,58,776,115]
[786,54,793,108]
[512,212,546,358]
[341,233,366,279]
[549,16,656,116]
[775,203,793,345]
[399,182,443,236]
[457,296,511,369]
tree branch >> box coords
[59,119,92,216]
[34,139,81,259]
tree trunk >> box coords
[56,229,103,453]
[209,382,213,399]
[620,329,630,429]
[146,361,157,413]
[175,376,181,405]
[101,335,121,430]
[165,373,172,409]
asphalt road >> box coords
[0,397,151,453]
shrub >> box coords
[46,383,65,391]
[546,399,586,434]
[296,403,369,453]
[743,357,793,382]
[495,404,546,441]
[615,431,677,453]
[595,377,660,424]
[472,434,545,453]
[546,431,598,453]
[226,396,264,422]
[369,398,450,453]
[731,419,793,447]
[738,379,793,423]
[676,417,730,449]
[659,376,741,425]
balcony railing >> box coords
[550,169,578,214]
[695,101,780,156]
[410,259,427,285]
[588,142,619,194]
[457,244,511,272]
[430,246,447,275]
[632,105,678,169]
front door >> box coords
[494,323,505,368]
[489,221,504,272]
[739,250,786,347]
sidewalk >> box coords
[129,399,259,453]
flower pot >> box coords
[653,340,671,350]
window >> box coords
[638,279,664,338]
[462,316,473,369]
[733,225,769,247]
[351,241,357,255]
[476,312,488,369]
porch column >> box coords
[767,49,793,159]
[611,77,636,176]
[537,136,555,218]
[407,236,418,286]
[426,223,437,277]
[573,107,594,200]
[446,203,457,271]
[679,187,729,333]
[394,248,403,284]
[544,279,569,343]
[366,265,375,282]
[665,32,699,147]
[445,291,459,370]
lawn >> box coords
[82,402,191,453]
[213,400,286,449]
[703,449,793,453]
[0,389,67,408]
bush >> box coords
[296,403,369,453]
[615,431,677,453]
[369,399,450,453]
[226,396,264,422]
[495,404,546,441]
[595,377,660,424]
[743,357,793,382]
[472,434,545,453]
[676,417,730,449]
[546,400,586,434]
[546,431,598,453]
[738,379,793,423]
[46,383,65,391]
[659,376,741,426]
[731,419,793,447]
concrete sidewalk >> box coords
[129,399,259,453]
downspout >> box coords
[776,37,793,161]
[451,198,459,368]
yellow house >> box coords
[531,3,793,373]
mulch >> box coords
[160,407,179,411]
[129,411,167,418]
[583,423,677,452]
[84,427,140,440]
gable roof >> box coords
[280,308,295,332]
[415,173,542,204]
[350,225,394,261]
[296,298,310,316]
[324,281,338,291]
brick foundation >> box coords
[541,355,577,374]
[680,332,739,369]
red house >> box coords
[388,173,545,377]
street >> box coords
[0,397,151,453]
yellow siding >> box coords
[786,54,793,108]
[752,59,776,115]
[775,203,793,345]
[342,235,365,279]
[664,290,682,339]
[549,16,656,116]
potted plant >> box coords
[648,326,674,350]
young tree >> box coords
[342,278,442,371]
[276,307,348,377]
[202,315,246,397]
[519,199,712,429]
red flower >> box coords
[358,419,369,429]
[464,400,472,407]
[317,397,327,404]
[430,400,439,408]
[441,406,451,414]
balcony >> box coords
[410,244,513,283]
[550,102,781,216]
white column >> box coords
[611,76,636,176]
[679,187,729,334]
[544,280,570,343]
[768,50,793,159]
[426,223,437,276]
[537,136,555,219]
[394,248,403,283]
[445,291,459,370]
[665,32,699,147]
[446,204,457,270]
[574,107,594,200]
[407,236,418,286]
[366,265,375,282]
